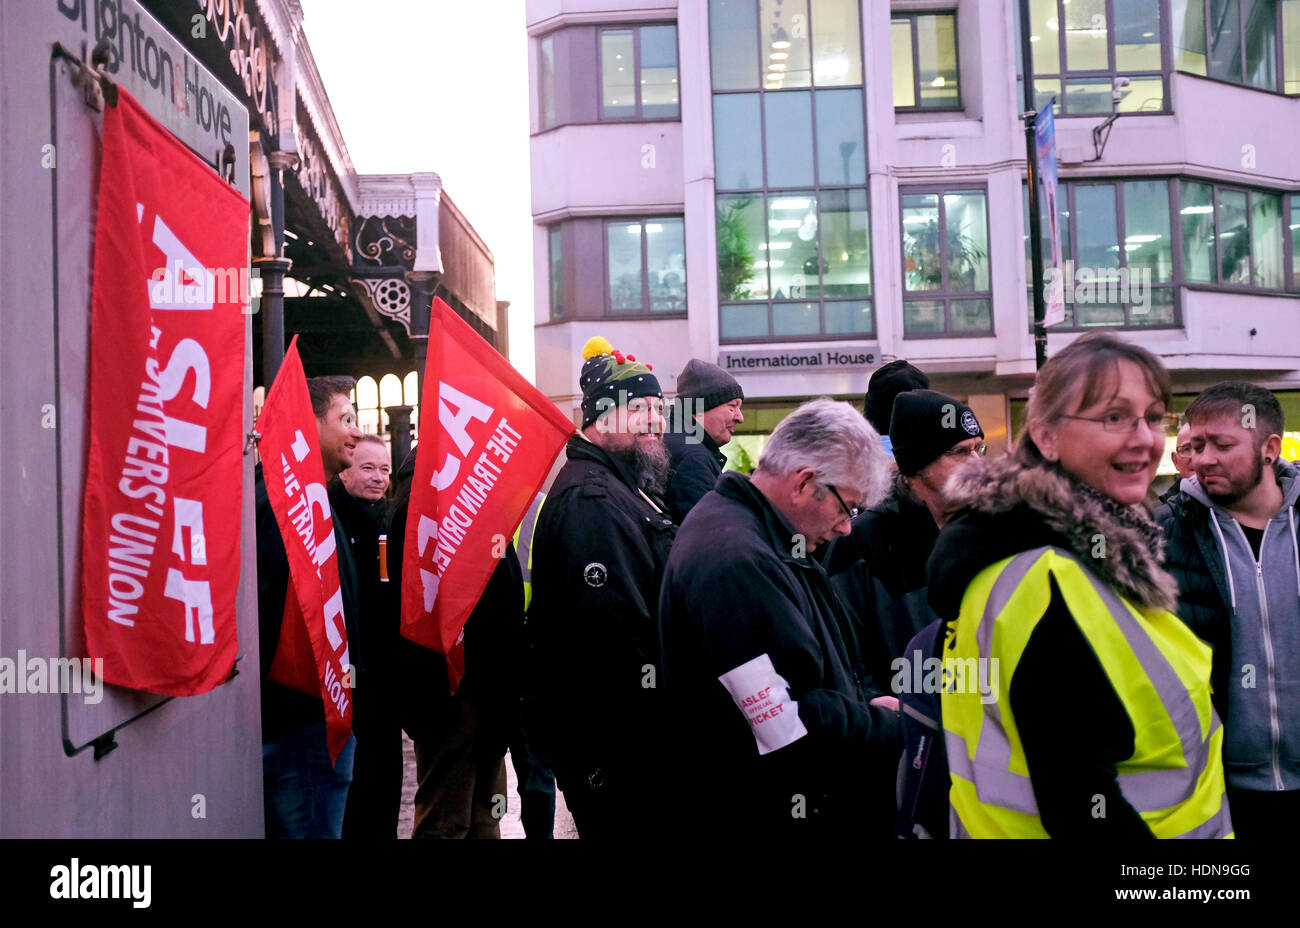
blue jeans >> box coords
[263,723,356,839]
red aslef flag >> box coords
[257,338,353,764]
[402,298,575,690]
[81,88,248,695]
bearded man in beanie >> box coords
[664,359,745,523]
[863,360,929,458]
[822,389,984,838]
[525,337,676,838]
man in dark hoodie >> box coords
[663,359,744,523]
[525,337,675,837]
[1156,382,1300,839]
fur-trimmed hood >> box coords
[927,455,1180,618]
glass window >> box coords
[607,221,644,310]
[711,0,872,342]
[1023,179,1180,330]
[642,26,681,117]
[902,188,992,336]
[1065,0,1109,71]
[1115,0,1162,70]
[1178,0,1297,92]
[713,94,764,189]
[601,25,679,120]
[717,196,768,301]
[606,218,688,314]
[891,21,916,107]
[601,30,637,118]
[945,192,990,292]
[1250,192,1284,289]
[761,0,812,89]
[814,89,865,185]
[646,219,687,312]
[819,189,871,296]
[1286,0,1300,92]
[824,300,872,334]
[763,92,815,187]
[1218,189,1251,285]
[1171,0,1208,74]
[721,303,769,338]
[1030,0,1165,114]
[1124,180,1174,282]
[773,302,820,335]
[711,0,760,90]
[548,225,563,318]
[1180,180,1216,282]
[810,0,862,86]
[892,12,961,110]
[1292,197,1300,287]
[540,35,556,129]
[1244,0,1279,89]
[767,194,819,299]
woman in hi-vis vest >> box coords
[926,331,1231,838]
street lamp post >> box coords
[1019,0,1049,370]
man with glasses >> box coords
[658,398,900,838]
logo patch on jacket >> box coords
[583,562,608,588]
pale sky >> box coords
[299,0,536,382]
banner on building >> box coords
[1035,99,1066,327]
[81,88,248,696]
[402,298,576,691]
[257,338,353,764]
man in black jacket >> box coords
[663,359,744,523]
[659,398,899,838]
[387,448,526,838]
[332,435,399,839]
[258,375,364,839]
[526,337,675,838]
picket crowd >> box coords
[257,331,1299,840]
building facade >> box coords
[528,0,1300,465]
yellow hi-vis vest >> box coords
[942,546,1232,839]
[513,492,545,613]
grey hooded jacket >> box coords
[1158,462,1300,792]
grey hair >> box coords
[757,397,891,508]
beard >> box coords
[1202,452,1266,506]
[610,437,671,497]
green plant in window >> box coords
[717,198,757,300]
[904,218,987,290]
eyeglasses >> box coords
[825,484,862,522]
[943,443,988,458]
[1062,411,1172,434]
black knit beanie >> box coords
[579,336,662,429]
[864,360,929,434]
[676,359,743,411]
[890,390,984,477]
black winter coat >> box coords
[1153,492,1233,716]
[822,485,940,689]
[659,472,900,838]
[526,435,676,790]
[663,413,727,523]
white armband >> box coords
[718,653,808,755]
